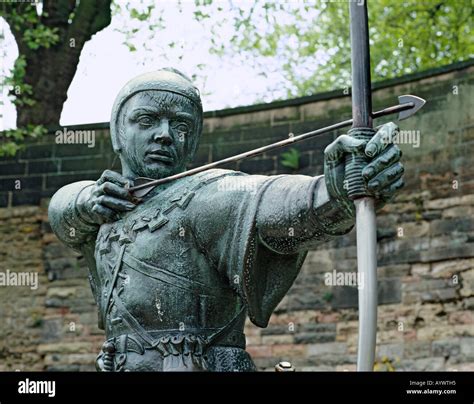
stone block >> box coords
[19,144,54,160]
[460,337,474,360]
[417,325,474,341]
[271,343,306,358]
[410,263,432,277]
[335,364,357,372]
[28,160,60,175]
[61,157,109,173]
[460,269,474,297]
[425,195,474,210]
[261,334,294,345]
[399,221,430,237]
[260,324,293,336]
[46,287,77,299]
[37,342,92,354]
[246,345,272,358]
[462,297,474,310]
[402,357,445,371]
[0,162,27,176]
[40,318,63,342]
[306,342,347,357]
[46,173,100,190]
[431,259,474,277]
[430,217,474,236]
[448,310,474,325]
[403,341,431,359]
[443,205,474,218]
[420,287,458,303]
[286,288,327,311]
[239,157,275,174]
[432,339,460,357]
[420,244,474,263]
[446,362,474,371]
[211,110,272,131]
[377,343,404,360]
[271,106,301,124]
[378,264,411,277]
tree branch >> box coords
[67,0,112,48]
[42,0,76,28]
[0,2,36,56]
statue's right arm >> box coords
[48,170,138,249]
[48,181,100,250]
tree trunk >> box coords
[2,0,112,127]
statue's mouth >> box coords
[146,149,174,164]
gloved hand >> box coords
[323,122,405,218]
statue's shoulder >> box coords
[192,168,246,183]
[168,168,247,191]
[143,168,246,207]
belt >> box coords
[113,328,246,353]
[97,329,246,372]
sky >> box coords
[0,1,303,130]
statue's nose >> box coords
[153,120,172,144]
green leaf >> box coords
[280,148,300,170]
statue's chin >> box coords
[120,154,186,181]
[135,163,183,180]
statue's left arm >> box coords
[257,122,404,254]
[189,123,404,326]
[256,174,354,255]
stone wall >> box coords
[0,59,473,371]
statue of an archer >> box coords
[48,68,404,371]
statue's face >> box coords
[118,91,197,179]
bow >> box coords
[347,0,378,371]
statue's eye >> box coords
[137,116,153,127]
[171,121,189,134]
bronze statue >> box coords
[48,68,404,371]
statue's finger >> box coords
[101,182,135,202]
[377,177,405,202]
[366,162,404,192]
[91,204,118,223]
[362,145,402,180]
[99,169,132,187]
[365,122,399,157]
[98,196,136,212]
[325,135,366,162]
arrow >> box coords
[130,95,425,198]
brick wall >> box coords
[0,59,473,371]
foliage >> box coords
[0,5,60,109]
[373,356,400,372]
[3,55,35,108]
[195,0,474,97]
[0,125,47,157]
[322,291,334,303]
[280,148,300,170]
[0,0,112,153]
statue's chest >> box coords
[95,189,198,273]
[92,187,230,332]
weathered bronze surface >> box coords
[48,68,404,371]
